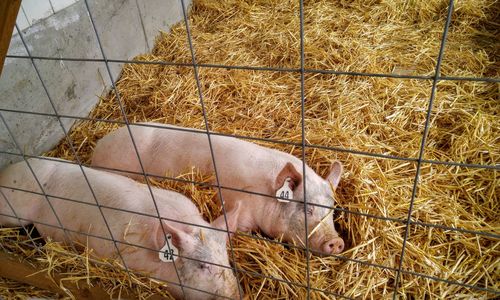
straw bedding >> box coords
[1,0,498,298]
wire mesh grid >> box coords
[0,0,499,298]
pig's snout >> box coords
[321,237,344,254]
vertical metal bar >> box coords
[13,22,135,283]
[299,0,311,298]
[391,1,455,298]
[82,0,187,296]
[178,0,243,299]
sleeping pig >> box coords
[0,158,242,300]
[92,123,345,255]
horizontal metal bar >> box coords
[0,150,408,224]
[5,54,499,83]
[1,152,498,240]
[0,108,498,171]
[1,211,497,296]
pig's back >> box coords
[143,123,313,190]
[0,158,58,193]
[40,159,201,220]
[146,123,295,171]
[1,158,202,220]
[92,125,156,178]
[100,123,314,189]
[0,159,61,226]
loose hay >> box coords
[2,0,499,299]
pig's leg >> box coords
[212,196,257,233]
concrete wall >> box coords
[15,0,80,32]
[0,0,191,168]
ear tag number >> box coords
[159,234,178,262]
[276,178,293,203]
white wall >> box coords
[15,0,79,32]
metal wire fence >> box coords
[1,0,499,299]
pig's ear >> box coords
[154,221,194,252]
[211,202,242,237]
[275,162,302,191]
[325,160,343,190]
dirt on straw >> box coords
[2,0,499,299]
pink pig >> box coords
[92,123,345,255]
[0,158,242,300]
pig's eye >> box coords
[306,206,314,215]
[198,263,209,270]
[299,204,314,215]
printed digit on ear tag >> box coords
[276,178,293,203]
[159,234,179,262]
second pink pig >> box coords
[0,158,242,300]
[92,123,345,255]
